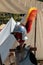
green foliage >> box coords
[0,13,23,25]
[13,14,21,21]
[38,0,43,2]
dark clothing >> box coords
[14,45,37,65]
[29,51,37,65]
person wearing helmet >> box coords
[11,22,37,65]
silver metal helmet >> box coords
[13,24,28,40]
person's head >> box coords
[11,23,28,46]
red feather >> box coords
[25,9,37,33]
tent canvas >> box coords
[0,17,18,62]
[0,17,16,45]
[0,0,43,14]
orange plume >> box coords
[25,7,38,33]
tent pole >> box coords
[34,15,37,56]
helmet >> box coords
[13,24,28,41]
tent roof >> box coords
[0,0,43,14]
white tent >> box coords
[0,17,16,45]
[0,17,19,62]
